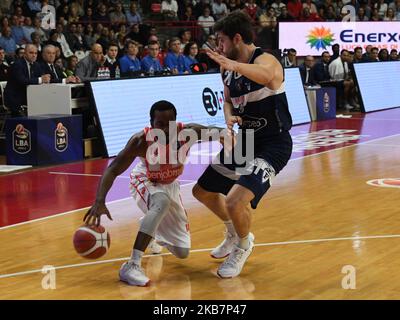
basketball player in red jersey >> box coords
[84,100,228,286]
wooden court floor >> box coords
[1,130,399,300]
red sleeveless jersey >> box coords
[143,122,189,184]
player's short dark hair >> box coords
[371,47,379,53]
[321,51,330,56]
[213,11,254,44]
[150,100,177,124]
[340,49,349,55]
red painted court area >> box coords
[1,108,399,228]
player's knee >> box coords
[192,183,209,202]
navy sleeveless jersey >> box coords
[222,48,293,140]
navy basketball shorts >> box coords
[197,131,293,209]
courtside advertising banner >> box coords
[279,22,400,56]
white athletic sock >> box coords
[224,220,236,236]
[238,234,251,250]
[131,249,144,266]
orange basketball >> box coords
[73,225,110,259]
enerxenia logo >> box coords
[306,26,335,50]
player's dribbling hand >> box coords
[226,115,242,131]
[83,202,113,226]
[205,48,238,71]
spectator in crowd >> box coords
[14,6,26,25]
[55,23,73,57]
[353,46,363,63]
[325,5,337,21]
[181,5,197,22]
[95,3,111,26]
[389,49,399,61]
[140,40,162,74]
[328,49,356,110]
[44,30,63,58]
[370,8,381,21]
[27,0,42,15]
[365,47,379,62]
[282,48,297,68]
[198,6,215,37]
[30,32,42,54]
[65,55,79,76]
[116,33,125,58]
[126,23,145,46]
[390,0,400,20]
[313,51,331,83]
[80,6,95,25]
[22,17,35,43]
[329,43,340,63]
[68,3,81,24]
[104,42,120,78]
[0,46,10,81]
[75,43,103,81]
[164,37,188,74]
[179,29,192,52]
[259,7,277,30]
[243,0,259,22]
[183,41,198,73]
[201,33,217,50]
[378,48,389,61]
[110,2,127,27]
[384,8,397,21]
[161,0,179,20]
[356,7,369,21]
[226,0,242,13]
[374,0,388,19]
[96,27,111,54]
[212,0,228,21]
[362,45,372,61]
[299,55,316,86]
[4,44,51,117]
[32,16,47,42]
[271,0,286,17]
[119,40,141,76]
[303,0,318,14]
[83,23,96,48]
[39,44,78,83]
[11,15,29,46]
[126,1,142,26]
[15,47,25,59]
[287,0,303,19]
[70,23,89,52]
[278,6,295,22]
[0,26,17,55]
[299,7,322,22]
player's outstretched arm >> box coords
[84,132,145,226]
[206,49,283,90]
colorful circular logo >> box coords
[306,26,335,51]
[366,178,400,188]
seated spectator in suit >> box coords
[0,47,10,81]
[362,45,372,62]
[364,47,379,62]
[0,26,17,56]
[313,51,331,83]
[390,49,399,61]
[39,45,78,84]
[164,37,188,75]
[141,40,162,74]
[4,44,51,117]
[299,55,316,86]
[353,47,363,63]
[65,55,79,76]
[183,41,199,74]
[119,40,141,76]
[75,43,103,81]
[103,43,120,78]
[329,49,357,110]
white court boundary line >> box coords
[1,132,400,232]
[1,233,400,280]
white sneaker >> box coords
[149,240,163,254]
[119,261,150,286]
[217,240,255,279]
[211,232,254,259]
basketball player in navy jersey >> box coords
[192,11,293,278]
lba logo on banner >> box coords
[55,122,68,152]
[13,124,31,154]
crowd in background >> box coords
[0,0,399,117]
